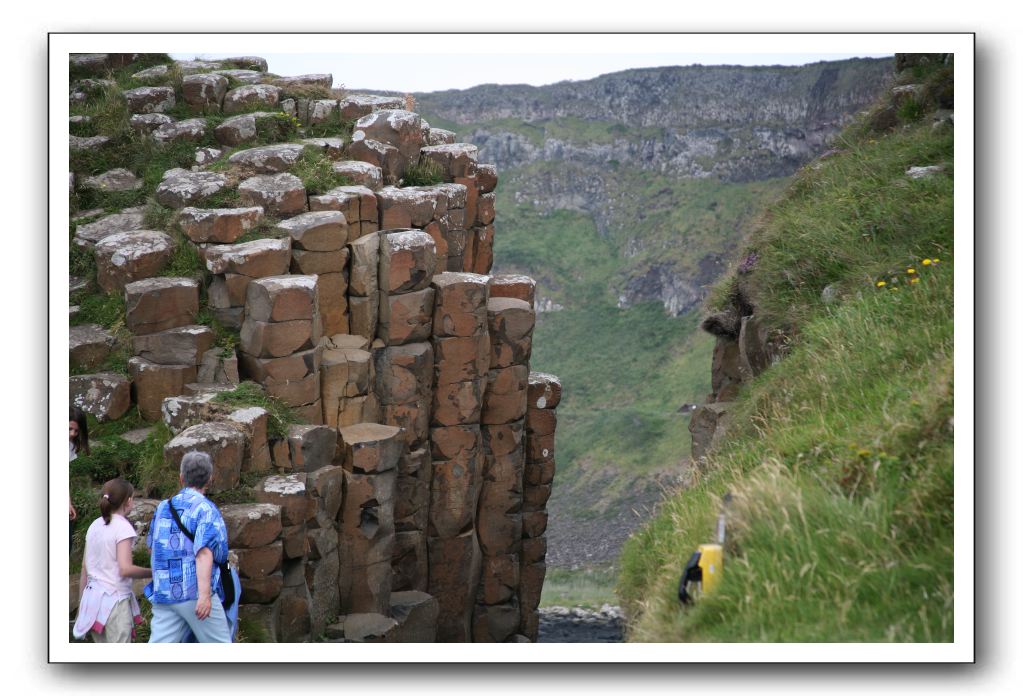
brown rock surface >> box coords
[69,373,131,422]
[94,230,174,292]
[163,421,245,492]
[132,325,214,366]
[178,206,263,244]
[237,173,306,217]
[124,277,200,335]
[487,298,534,368]
[527,371,563,410]
[338,423,403,474]
[379,229,437,294]
[431,272,490,338]
[378,288,434,345]
[245,275,318,323]
[128,357,197,421]
[240,317,317,358]
[204,238,292,278]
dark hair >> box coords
[99,478,134,525]
[70,406,90,456]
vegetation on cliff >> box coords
[617,57,954,641]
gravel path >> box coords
[538,605,624,643]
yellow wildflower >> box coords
[907,268,916,274]
[933,258,941,264]
[922,258,932,266]
[857,449,871,457]
[876,280,886,287]
[910,277,920,284]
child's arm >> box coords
[115,539,152,580]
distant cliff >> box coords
[416,58,894,182]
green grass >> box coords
[541,566,618,609]
[303,110,354,141]
[212,381,301,439]
[70,291,125,328]
[401,158,445,187]
[617,109,954,642]
[290,147,351,195]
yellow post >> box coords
[697,543,723,594]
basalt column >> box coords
[520,372,562,641]
[337,423,403,615]
[473,296,534,641]
[238,275,323,423]
[428,272,491,641]
[278,210,352,337]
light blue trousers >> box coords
[149,597,231,643]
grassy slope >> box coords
[617,95,954,640]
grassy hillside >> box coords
[617,59,955,641]
[492,175,783,488]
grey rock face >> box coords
[154,169,229,208]
[272,74,332,89]
[130,113,175,134]
[182,73,228,111]
[212,69,265,85]
[74,207,146,248]
[93,230,175,292]
[152,118,208,144]
[131,64,171,81]
[223,84,281,114]
[175,59,225,74]
[69,135,110,151]
[237,173,306,217]
[80,168,142,192]
[228,143,307,173]
[123,86,176,114]
[70,324,115,370]
[213,111,281,147]
[69,373,131,422]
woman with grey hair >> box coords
[142,451,233,642]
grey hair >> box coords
[180,451,213,489]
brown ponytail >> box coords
[99,478,134,525]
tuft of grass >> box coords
[237,613,271,643]
[234,215,284,244]
[70,291,125,329]
[133,422,178,498]
[160,233,206,279]
[290,147,351,195]
[207,471,263,506]
[255,112,301,144]
[276,83,333,101]
[142,197,176,230]
[303,111,355,142]
[401,158,446,187]
[212,381,301,439]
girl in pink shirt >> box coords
[73,479,152,642]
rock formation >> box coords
[67,53,560,643]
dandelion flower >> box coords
[907,268,916,274]
[933,258,941,264]
[857,449,871,457]
[876,280,886,287]
[892,287,900,291]
[910,277,920,284]
[922,258,932,266]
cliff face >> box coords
[417,59,894,182]
[415,58,893,317]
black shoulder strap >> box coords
[167,498,195,542]
[678,551,703,605]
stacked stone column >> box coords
[520,372,562,641]
[277,211,351,336]
[427,273,491,641]
[238,274,323,423]
[310,184,380,240]
[472,296,535,641]
[337,423,403,616]
[123,277,202,420]
[205,237,292,330]
[223,503,285,642]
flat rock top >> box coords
[355,109,420,130]
[323,184,375,199]
[171,420,246,446]
[322,347,371,366]
[125,276,199,294]
[342,94,404,107]
[226,84,281,97]
[382,229,434,251]
[70,323,114,345]
[229,142,306,159]
[421,143,479,155]
[131,65,170,80]
[321,333,371,351]
[220,503,281,520]
[160,168,228,186]
[376,186,437,203]
[75,209,146,245]
[260,474,306,495]
[339,422,401,444]
[238,172,304,190]
[332,160,380,173]
[123,86,174,97]
[69,372,129,385]
[212,69,265,83]
[206,237,290,257]
[94,229,173,255]
[275,210,345,230]
[432,271,491,288]
[250,274,318,292]
[488,297,532,313]
[491,274,536,286]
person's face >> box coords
[69,420,79,442]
